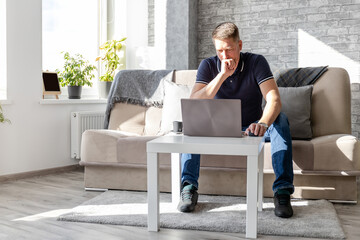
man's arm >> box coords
[191,59,236,99]
[246,78,282,136]
[190,74,226,99]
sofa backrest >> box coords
[108,70,197,135]
[311,67,351,137]
[108,68,351,138]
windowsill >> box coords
[0,100,12,105]
[39,98,107,105]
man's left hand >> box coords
[245,123,268,136]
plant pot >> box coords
[99,81,113,99]
[68,86,82,99]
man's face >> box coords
[213,38,242,66]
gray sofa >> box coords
[80,68,360,201]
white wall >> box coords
[0,0,7,99]
[0,0,106,176]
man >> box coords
[178,22,294,218]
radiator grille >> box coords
[71,111,105,159]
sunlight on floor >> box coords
[12,209,72,222]
[12,198,314,221]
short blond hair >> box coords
[212,22,240,41]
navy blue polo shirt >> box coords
[196,52,273,126]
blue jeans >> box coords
[181,112,294,194]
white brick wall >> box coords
[148,0,360,137]
[148,0,154,46]
[197,0,360,137]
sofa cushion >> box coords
[278,85,313,139]
[81,129,141,164]
[144,106,162,136]
[263,134,360,172]
[108,103,146,135]
[116,136,170,165]
[200,154,247,168]
[264,140,314,171]
[312,134,360,171]
[159,80,192,134]
[174,70,197,85]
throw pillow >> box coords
[158,80,193,134]
[278,85,313,139]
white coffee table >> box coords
[146,134,265,239]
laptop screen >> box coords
[181,99,242,137]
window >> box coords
[42,0,99,98]
[0,0,6,100]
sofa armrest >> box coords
[311,68,351,137]
[312,134,360,171]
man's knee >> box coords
[269,112,292,141]
[275,112,289,125]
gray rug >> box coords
[58,190,345,239]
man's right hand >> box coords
[221,59,237,78]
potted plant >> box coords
[0,104,10,124]
[56,52,97,99]
[96,38,127,98]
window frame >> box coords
[42,0,105,99]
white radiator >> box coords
[71,111,105,159]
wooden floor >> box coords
[0,169,359,240]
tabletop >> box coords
[147,134,265,156]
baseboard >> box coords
[329,199,357,204]
[0,164,82,183]
[85,187,108,192]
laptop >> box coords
[181,99,243,137]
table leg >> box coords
[147,152,159,232]
[258,147,264,211]
[246,155,259,239]
[171,153,181,206]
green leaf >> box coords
[57,52,97,87]
[97,37,127,82]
